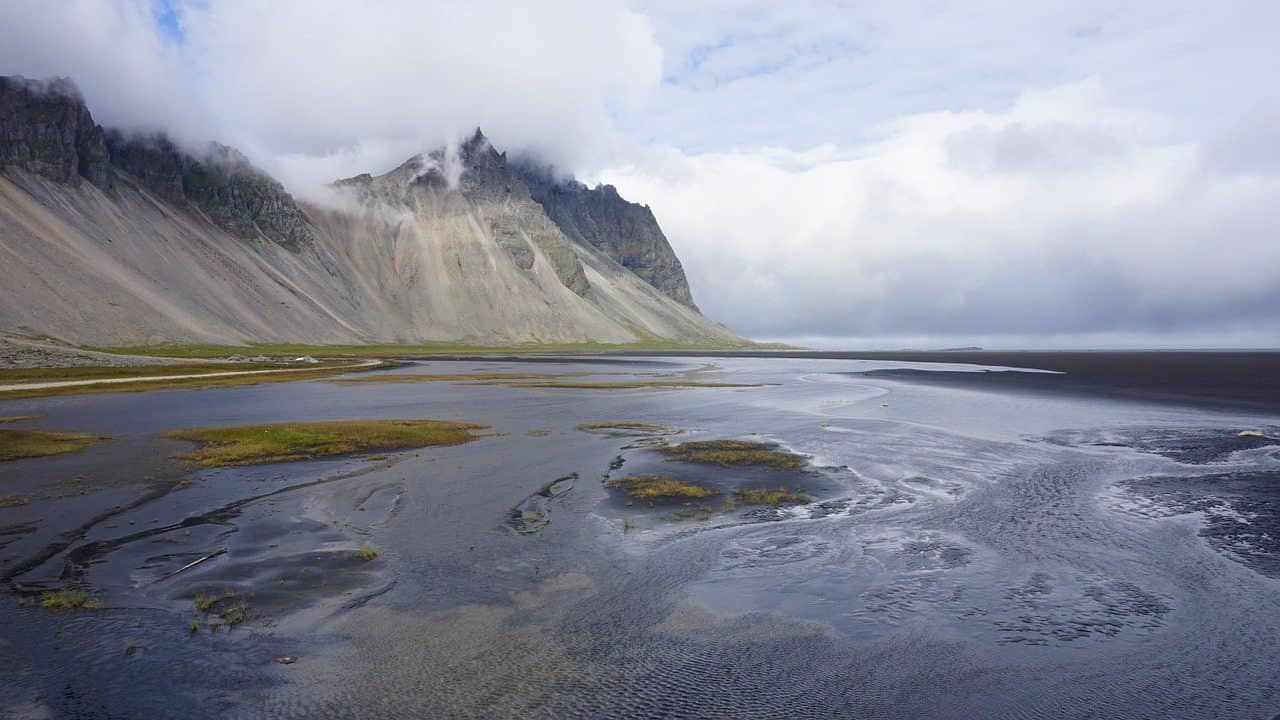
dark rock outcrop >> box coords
[513,161,698,310]
[0,75,311,250]
[0,76,111,187]
[106,133,314,251]
[456,131,593,298]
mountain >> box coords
[0,76,739,347]
[512,162,698,310]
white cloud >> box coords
[0,0,663,199]
[179,0,661,197]
[598,79,1280,346]
[0,1,197,137]
[2,1,1278,346]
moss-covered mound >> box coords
[0,428,95,462]
[165,419,487,467]
[659,440,805,471]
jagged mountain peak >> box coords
[0,74,111,188]
[0,76,312,250]
[511,159,699,310]
[105,131,314,251]
[336,129,531,207]
[0,74,736,345]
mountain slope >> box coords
[0,76,740,347]
[515,161,699,310]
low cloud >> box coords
[0,0,662,200]
[2,2,1277,347]
[599,80,1280,347]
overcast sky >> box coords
[2,1,1278,348]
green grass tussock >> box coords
[164,419,488,467]
[40,590,100,610]
[193,591,250,628]
[659,440,805,471]
[607,474,718,500]
[733,487,812,506]
[0,428,96,462]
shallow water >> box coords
[1,355,1278,719]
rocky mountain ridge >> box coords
[0,75,737,347]
[1,76,313,250]
[514,161,698,310]
[106,133,315,251]
[0,76,110,187]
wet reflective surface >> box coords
[1,355,1278,718]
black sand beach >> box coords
[2,354,1278,719]
[607,350,1280,412]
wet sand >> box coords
[615,350,1280,412]
[1,354,1278,718]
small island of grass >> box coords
[164,419,488,467]
[659,440,805,471]
[607,474,718,499]
[733,487,812,506]
[575,421,680,436]
[0,428,96,462]
[40,590,100,611]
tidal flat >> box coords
[1,354,1278,719]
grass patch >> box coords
[607,474,718,500]
[659,440,805,471]
[0,428,96,462]
[164,419,487,467]
[575,421,679,436]
[356,545,379,561]
[40,590,100,610]
[733,487,812,506]
[0,415,37,424]
[526,429,552,437]
[193,592,225,613]
[193,592,250,628]
[220,600,250,627]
